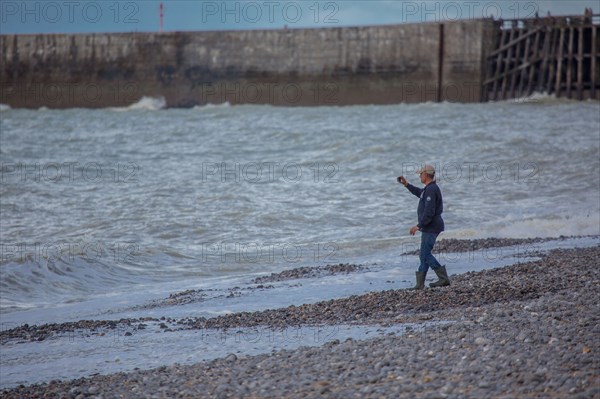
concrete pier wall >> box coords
[0,20,496,108]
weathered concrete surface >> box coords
[0,20,496,108]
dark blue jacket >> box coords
[406,181,444,234]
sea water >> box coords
[1,96,599,314]
[1,96,599,388]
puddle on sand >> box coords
[0,321,452,389]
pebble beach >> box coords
[2,240,599,398]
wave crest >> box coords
[110,96,167,112]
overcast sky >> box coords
[1,0,597,34]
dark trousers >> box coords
[418,232,442,273]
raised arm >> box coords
[397,176,422,198]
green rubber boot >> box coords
[411,271,426,290]
[429,266,450,288]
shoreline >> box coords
[1,240,599,397]
[1,235,593,343]
[400,235,591,255]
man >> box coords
[397,164,450,290]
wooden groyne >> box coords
[483,13,600,101]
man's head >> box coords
[417,164,435,184]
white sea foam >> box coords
[109,96,167,111]
[490,213,600,239]
[192,101,231,110]
[128,96,167,110]
[0,103,11,112]
[502,91,581,105]
[0,256,146,312]
[446,212,600,240]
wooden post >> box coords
[566,26,574,98]
[527,30,541,96]
[484,51,495,102]
[555,28,565,97]
[501,28,516,100]
[577,26,584,100]
[492,29,507,100]
[518,32,532,97]
[539,26,552,92]
[509,29,522,98]
[592,25,598,100]
[547,27,559,94]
